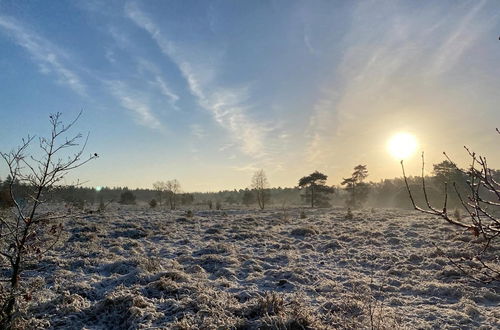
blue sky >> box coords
[1,0,499,191]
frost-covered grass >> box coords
[14,206,500,329]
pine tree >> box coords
[342,165,370,209]
[298,171,334,207]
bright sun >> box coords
[387,132,418,160]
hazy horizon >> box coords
[1,1,499,192]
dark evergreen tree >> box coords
[119,190,136,204]
[298,171,334,207]
[341,165,370,209]
[242,189,256,206]
[432,160,469,203]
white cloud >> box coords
[303,24,318,55]
[230,163,260,173]
[125,2,267,157]
[190,124,205,139]
[0,16,86,95]
[136,59,180,111]
[219,143,235,152]
[107,80,163,130]
[104,48,116,64]
[430,0,489,74]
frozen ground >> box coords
[19,206,499,329]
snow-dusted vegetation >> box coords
[16,205,499,329]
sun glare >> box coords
[387,132,418,160]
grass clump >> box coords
[291,226,318,236]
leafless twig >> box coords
[401,129,499,284]
[0,111,97,328]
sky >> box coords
[0,0,499,192]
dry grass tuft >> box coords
[291,226,319,236]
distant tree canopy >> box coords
[298,171,334,207]
[241,189,256,206]
[341,165,370,209]
[119,190,136,205]
[432,160,469,197]
[4,160,498,211]
[179,193,194,206]
[0,177,14,209]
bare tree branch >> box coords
[401,128,499,284]
[0,111,96,327]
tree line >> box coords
[2,159,489,211]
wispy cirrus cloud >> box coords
[0,15,86,95]
[306,1,497,165]
[136,59,180,111]
[107,80,163,130]
[125,2,267,157]
[430,0,489,74]
[103,26,182,119]
[190,124,205,139]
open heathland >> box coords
[12,206,500,329]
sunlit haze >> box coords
[388,133,418,161]
[1,1,499,191]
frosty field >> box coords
[21,206,499,329]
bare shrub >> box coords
[98,197,113,213]
[152,181,165,207]
[280,199,290,222]
[345,208,354,220]
[323,285,403,329]
[401,129,500,283]
[251,169,270,210]
[248,292,285,318]
[165,179,181,210]
[0,112,96,327]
